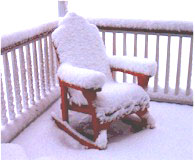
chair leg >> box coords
[91,112,100,141]
[136,108,155,129]
[60,81,68,122]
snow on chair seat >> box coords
[69,82,150,123]
[52,12,156,149]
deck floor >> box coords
[9,99,193,160]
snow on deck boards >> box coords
[10,99,192,160]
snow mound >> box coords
[109,56,157,76]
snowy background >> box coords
[0,0,194,34]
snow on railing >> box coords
[89,18,193,105]
[1,20,60,143]
[0,18,193,142]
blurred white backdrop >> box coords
[0,0,194,34]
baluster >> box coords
[44,37,50,92]
[2,54,15,120]
[164,35,171,94]
[123,32,127,82]
[19,47,29,109]
[145,34,148,58]
[32,41,41,100]
[102,31,105,45]
[25,44,35,105]
[1,78,8,125]
[49,35,55,87]
[133,33,137,83]
[113,32,116,55]
[38,39,46,97]
[112,32,116,80]
[186,37,193,96]
[53,44,59,86]
[175,36,182,95]
[11,50,22,113]
[154,34,160,92]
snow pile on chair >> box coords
[57,63,106,89]
[109,56,157,76]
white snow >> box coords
[88,18,193,32]
[52,13,112,80]
[8,99,192,160]
[1,143,28,160]
[1,87,60,143]
[57,63,106,90]
[95,130,108,149]
[1,20,58,49]
[94,82,150,123]
[109,56,157,76]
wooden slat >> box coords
[164,35,171,94]
[1,78,8,125]
[19,47,29,109]
[113,32,116,55]
[186,37,193,96]
[25,44,35,105]
[48,35,55,87]
[102,31,105,44]
[153,34,160,92]
[32,41,41,100]
[144,34,148,58]
[175,36,182,95]
[3,54,15,120]
[11,49,22,113]
[97,26,193,36]
[123,32,127,82]
[44,37,50,92]
[133,33,137,83]
[38,39,46,97]
[112,32,116,80]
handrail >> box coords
[1,20,58,54]
[88,18,193,36]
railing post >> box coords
[58,0,68,17]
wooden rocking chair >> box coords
[51,12,157,149]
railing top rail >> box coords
[88,18,193,36]
[1,17,193,54]
[1,20,58,54]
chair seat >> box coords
[69,82,150,123]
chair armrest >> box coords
[57,63,106,90]
[109,56,157,77]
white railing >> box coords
[1,21,60,142]
[1,18,193,142]
[89,18,193,105]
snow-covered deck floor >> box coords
[11,99,193,160]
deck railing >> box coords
[89,18,193,105]
[1,18,193,142]
[1,21,60,142]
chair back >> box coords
[52,12,112,80]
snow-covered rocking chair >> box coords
[51,12,157,149]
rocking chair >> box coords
[51,12,157,149]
